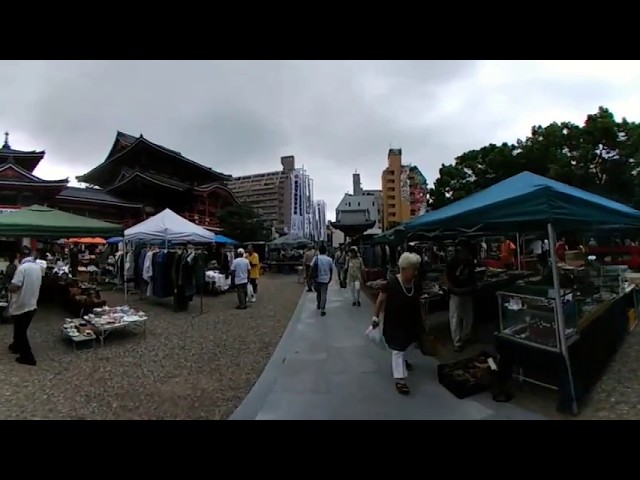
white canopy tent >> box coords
[123,209,215,312]
[124,208,215,244]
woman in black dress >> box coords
[371,252,425,395]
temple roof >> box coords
[78,131,231,186]
[56,186,142,208]
[0,162,67,187]
[106,170,191,192]
[0,132,46,173]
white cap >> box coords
[237,248,245,256]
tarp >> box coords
[268,232,312,249]
[0,205,124,237]
[405,171,640,233]
[124,208,215,243]
[214,234,239,245]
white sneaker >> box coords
[250,297,256,303]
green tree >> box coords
[428,107,640,209]
[216,204,271,243]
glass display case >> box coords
[497,285,578,351]
[596,265,629,297]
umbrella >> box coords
[106,237,124,244]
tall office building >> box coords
[227,155,296,231]
[381,148,428,230]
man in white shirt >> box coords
[8,246,42,366]
[231,248,251,310]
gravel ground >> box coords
[579,327,640,419]
[0,273,303,420]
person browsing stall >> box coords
[445,239,476,353]
[8,246,42,366]
[245,244,260,302]
[309,245,333,316]
[231,248,251,310]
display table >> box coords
[61,327,96,352]
[496,287,636,413]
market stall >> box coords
[403,171,640,414]
[266,233,311,273]
[124,208,213,313]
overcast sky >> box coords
[2,60,640,220]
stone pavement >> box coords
[230,279,545,420]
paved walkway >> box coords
[230,280,545,420]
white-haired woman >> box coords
[371,252,426,395]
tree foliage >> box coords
[428,107,640,210]
[216,204,271,243]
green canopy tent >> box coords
[0,205,124,238]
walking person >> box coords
[8,246,42,366]
[309,245,333,317]
[231,248,251,310]
[345,247,365,306]
[303,245,317,292]
[245,244,260,302]
[370,252,425,395]
[446,239,476,353]
[334,245,346,286]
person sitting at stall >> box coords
[556,236,568,263]
[371,252,425,396]
[446,239,476,353]
[529,236,548,274]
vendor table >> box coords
[61,328,96,352]
[92,319,147,348]
[496,287,636,414]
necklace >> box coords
[396,274,414,297]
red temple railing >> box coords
[180,212,219,229]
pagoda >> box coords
[0,132,69,211]
[76,131,240,229]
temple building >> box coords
[0,131,241,231]
[0,132,69,212]
[75,131,241,229]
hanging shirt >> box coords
[530,240,543,255]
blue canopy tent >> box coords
[215,234,239,245]
[405,171,640,234]
[402,172,640,416]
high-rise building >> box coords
[381,148,428,230]
[226,155,296,231]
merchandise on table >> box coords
[205,270,231,292]
[85,305,148,327]
[62,319,97,338]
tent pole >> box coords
[124,239,128,305]
[547,222,578,415]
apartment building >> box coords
[226,155,296,231]
[381,148,428,230]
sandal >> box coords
[395,382,410,395]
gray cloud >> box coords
[0,60,632,219]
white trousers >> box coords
[349,280,361,302]
[449,294,474,347]
[391,345,414,379]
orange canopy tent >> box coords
[67,237,107,245]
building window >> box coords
[357,202,360,207]
[348,202,351,207]
[372,201,375,206]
